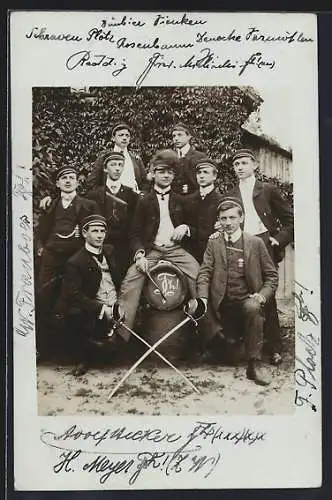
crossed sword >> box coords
[107,308,205,400]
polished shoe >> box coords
[72,363,88,377]
[246,360,271,386]
[271,352,282,365]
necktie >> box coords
[227,237,233,247]
[109,184,118,194]
[155,189,171,200]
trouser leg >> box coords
[258,232,282,354]
[240,297,265,360]
[163,246,200,298]
[118,250,161,333]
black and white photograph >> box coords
[11,10,321,491]
[33,86,295,416]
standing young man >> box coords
[86,151,138,279]
[118,149,200,335]
[35,166,98,356]
[184,157,223,263]
[171,122,206,195]
[225,149,294,364]
[195,198,279,385]
[87,122,147,193]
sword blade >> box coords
[119,322,200,394]
[107,316,191,400]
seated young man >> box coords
[184,157,223,263]
[86,151,138,279]
[57,215,124,376]
[118,149,200,337]
[195,197,279,385]
[35,166,98,357]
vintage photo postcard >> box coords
[10,10,321,490]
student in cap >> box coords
[224,148,294,365]
[171,122,207,195]
[35,166,99,359]
[56,214,124,376]
[117,149,200,336]
[86,150,138,279]
[183,157,223,263]
[86,121,147,193]
[38,122,147,210]
[194,197,279,385]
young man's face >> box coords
[196,165,217,188]
[56,173,78,193]
[172,129,191,149]
[218,207,244,235]
[104,159,125,181]
[153,167,175,189]
[112,128,131,149]
[83,225,106,248]
[233,156,257,180]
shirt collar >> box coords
[106,177,121,192]
[154,185,171,195]
[199,184,214,198]
[60,191,76,201]
[178,143,191,157]
[85,242,103,255]
[224,227,242,244]
[239,174,256,189]
[113,144,128,153]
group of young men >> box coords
[35,121,294,385]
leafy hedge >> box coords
[32,86,292,210]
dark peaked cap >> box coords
[217,196,244,213]
[111,122,132,135]
[104,151,125,164]
[56,166,77,180]
[195,157,219,170]
[81,214,107,231]
[172,122,192,136]
[232,148,257,162]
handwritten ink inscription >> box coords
[294,282,320,412]
[41,421,266,485]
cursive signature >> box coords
[42,420,266,485]
[294,281,319,325]
[66,50,127,77]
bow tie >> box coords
[155,189,171,200]
[108,185,119,194]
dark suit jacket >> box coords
[197,232,278,317]
[129,190,188,257]
[86,149,147,192]
[86,184,138,244]
[172,147,207,195]
[57,245,121,317]
[35,195,99,251]
[183,188,223,263]
[226,179,294,252]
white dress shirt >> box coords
[199,184,214,199]
[154,189,175,247]
[106,177,121,195]
[60,191,76,208]
[177,143,191,158]
[224,227,242,244]
[239,175,267,235]
[114,145,138,192]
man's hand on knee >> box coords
[249,293,266,306]
[135,255,149,273]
